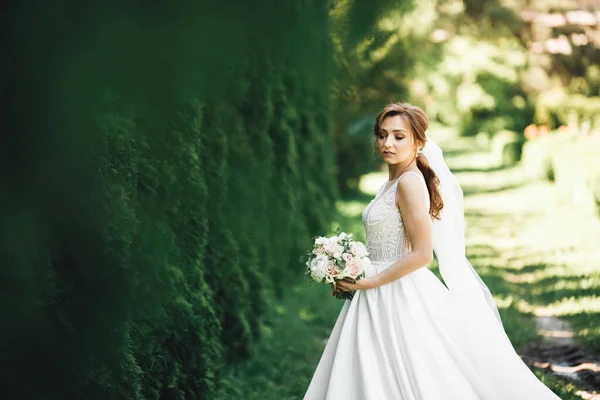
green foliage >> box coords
[490,130,524,167]
[531,370,582,400]
[552,137,600,216]
[2,1,338,399]
[536,93,600,131]
[523,132,600,217]
[403,0,532,138]
[336,115,382,194]
[449,43,531,138]
[329,0,428,191]
[460,73,535,138]
[215,277,345,400]
[338,0,415,46]
[521,133,574,181]
[523,133,600,215]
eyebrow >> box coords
[380,128,407,133]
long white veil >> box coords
[422,137,502,324]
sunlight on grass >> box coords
[493,294,520,311]
[335,200,368,217]
[435,133,600,360]
[358,171,387,195]
[533,370,582,400]
[545,296,600,316]
[577,325,600,350]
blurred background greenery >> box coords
[1,0,599,399]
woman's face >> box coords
[377,115,417,165]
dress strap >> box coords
[378,170,426,199]
[398,170,423,181]
[398,170,430,203]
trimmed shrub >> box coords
[521,132,576,180]
[538,94,600,131]
[522,132,600,216]
[490,130,524,167]
[2,2,338,399]
[552,137,600,216]
[336,114,382,194]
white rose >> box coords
[310,255,328,281]
[315,237,326,245]
[333,252,341,259]
[324,242,339,256]
[350,242,367,258]
[337,267,349,280]
[316,254,328,266]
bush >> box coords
[522,132,600,215]
[2,2,338,399]
[490,130,524,167]
[336,114,382,194]
[536,93,600,132]
[552,137,600,216]
[521,132,575,180]
[459,73,535,139]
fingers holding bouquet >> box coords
[303,230,374,300]
[336,276,378,292]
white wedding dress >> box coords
[304,171,560,400]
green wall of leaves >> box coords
[2,2,337,398]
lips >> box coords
[383,151,394,155]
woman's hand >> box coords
[335,276,379,293]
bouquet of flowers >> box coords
[302,229,371,300]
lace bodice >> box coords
[361,171,429,264]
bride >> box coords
[303,103,560,399]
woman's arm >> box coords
[372,172,433,286]
[336,172,433,292]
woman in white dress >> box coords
[304,103,560,399]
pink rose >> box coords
[313,246,325,255]
[346,259,363,279]
[342,252,353,263]
[327,260,339,277]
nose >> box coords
[385,135,394,147]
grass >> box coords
[215,133,599,399]
[215,281,344,400]
[532,370,582,400]
[443,136,600,357]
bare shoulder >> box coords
[395,170,428,215]
[396,170,426,195]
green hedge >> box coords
[336,114,382,194]
[521,132,576,181]
[536,94,600,131]
[552,137,600,216]
[2,2,337,399]
[522,134,600,215]
[490,130,524,167]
